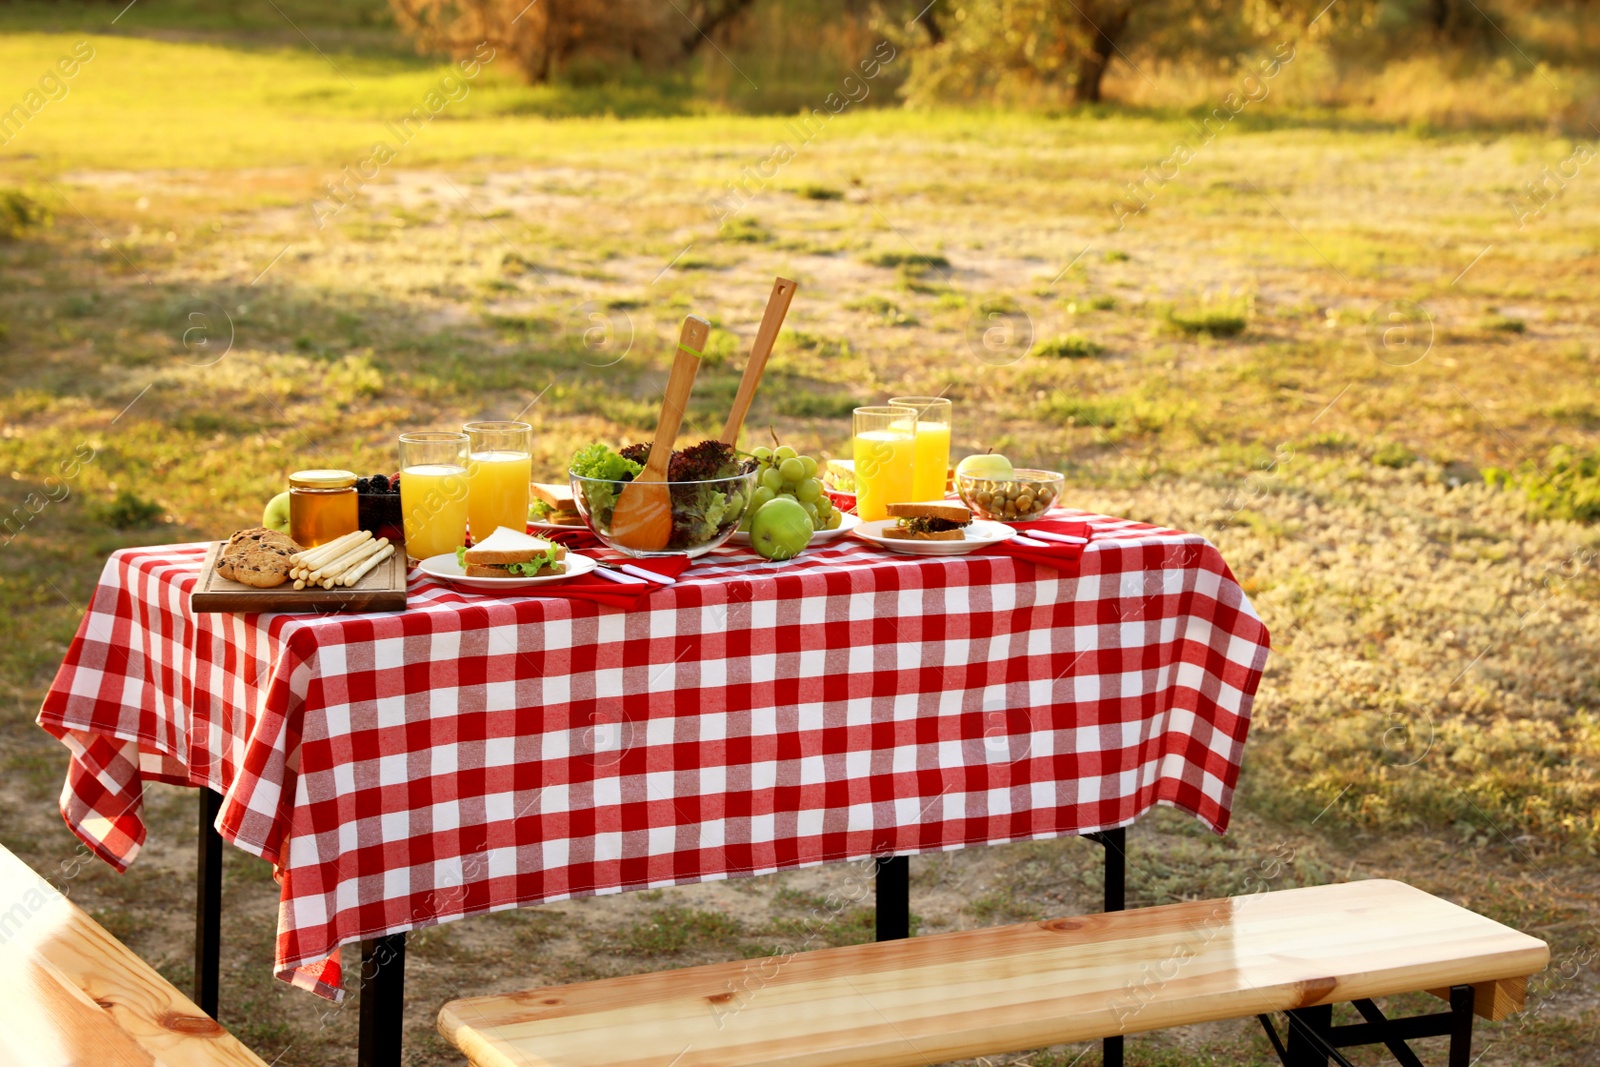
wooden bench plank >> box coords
[0,845,269,1067]
[440,879,1548,1067]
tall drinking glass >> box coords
[399,430,470,563]
[464,420,532,539]
[888,395,952,502]
[852,405,916,522]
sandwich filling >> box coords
[456,545,565,576]
[897,515,967,535]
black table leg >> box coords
[1089,828,1127,1067]
[874,856,910,941]
[358,934,407,1067]
[194,787,223,1020]
[1283,1002,1334,1066]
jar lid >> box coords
[289,469,357,489]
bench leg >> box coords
[874,856,910,941]
[1087,829,1127,1067]
[194,787,223,1020]
[358,934,407,1067]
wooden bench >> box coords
[0,843,268,1067]
[439,879,1547,1067]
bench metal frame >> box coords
[1258,983,1476,1067]
[194,788,1129,1067]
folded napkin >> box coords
[977,519,1094,570]
[525,554,690,609]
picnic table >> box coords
[37,510,1270,1065]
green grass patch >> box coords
[1161,292,1253,337]
[1485,446,1600,523]
[1480,313,1527,333]
[793,184,844,200]
[1036,334,1105,359]
[863,250,950,273]
[615,906,747,957]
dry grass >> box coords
[1,14,1599,1067]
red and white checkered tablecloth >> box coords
[38,511,1269,1000]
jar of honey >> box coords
[289,470,359,548]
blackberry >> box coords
[356,477,371,493]
[369,473,389,493]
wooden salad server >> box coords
[719,277,797,446]
[609,315,709,552]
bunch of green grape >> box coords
[741,444,842,532]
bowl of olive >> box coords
[955,468,1065,522]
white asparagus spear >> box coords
[310,536,388,582]
[292,530,368,570]
[306,535,383,581]
[294,531,360,572]
[342,543,395,587]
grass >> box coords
[1160,291,1254,337]
[2,10,1600,1067]
[1037,334,1106,359]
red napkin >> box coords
[524,554,690,609]
[978,519,1094,570]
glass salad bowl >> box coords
[570,469,759,558]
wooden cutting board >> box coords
[189,541,408,614]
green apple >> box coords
[262,490,292,533]
[956,452,1015,481]
[749,497,813,561]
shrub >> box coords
[0,189,50,242]
[91,490,164,529]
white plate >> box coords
[729,512,862,547]
[851,518,1017,556]
[418,551,597,590]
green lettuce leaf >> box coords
[570,443,642,482]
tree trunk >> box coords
[675,0,757,56]
[917,5,945,45]
[1072,2,1131,104]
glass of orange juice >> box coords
[852,405,916,522]
[888,396,952,503]
[464,420,532,540]
[399,430,470,563]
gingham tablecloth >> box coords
[38,511,1269,1000]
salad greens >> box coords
[570,443,643,482]
[568,441,752,550]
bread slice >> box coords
[464,526,567,566]
[885,501,972,524]
[530,482,576,510]
[881,525,965,541]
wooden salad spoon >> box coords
[609,315,708,552]
[719,276,797,446]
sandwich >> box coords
[882,501,973,541]
[458,527,567,577]
[822,458,856,494]
[530,482,584,526]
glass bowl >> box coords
[569,469,759,558]
[955,468,1065,522]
